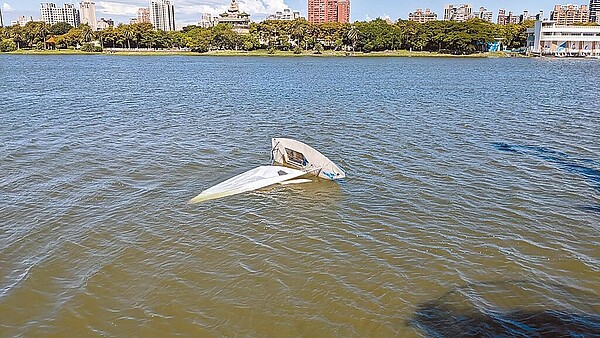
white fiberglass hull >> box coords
[189,165,307,204]
[271,138,346,180]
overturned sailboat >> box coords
[189,138,345,204]
[188,166,307,204]
[271,138,346,180]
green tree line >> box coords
[1,18,536,54]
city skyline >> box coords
[0,0,585,27]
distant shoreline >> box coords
[5,49,520,58]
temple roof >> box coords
[228,0,239,13]
[221,0,250,19]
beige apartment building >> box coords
[80,1,97,30]
[474,7,493,22]
[443,4,473,22]
[408,8,438,23]
[138,8,150,23]
[550,4,590,25]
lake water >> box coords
[1,55,599,336]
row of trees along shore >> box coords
[0,18,538,54]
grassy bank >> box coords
[117,49,511,58]
[6,48,518,58]
[7,49,94,55]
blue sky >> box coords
[1,0,565,27]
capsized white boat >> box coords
[189,165,307,204]
[189,138,345,204]
[271,138,346,180]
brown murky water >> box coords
[1,55,599,336]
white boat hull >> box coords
[189,165,307,204]
[271,138,346,180]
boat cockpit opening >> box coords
[285,148,308,167]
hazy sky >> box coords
[1,0,567,27]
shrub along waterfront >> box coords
[0,18,536,55]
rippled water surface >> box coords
[1,55,599,336]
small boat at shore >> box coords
[189,138,345,204]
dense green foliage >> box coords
[80,43,102,52]
[0,38,17,52]
[49,22,73,36]
[0,18,537,54]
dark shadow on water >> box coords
[493,142,600,191]
[580,205,600,214]
[410,280,600,337]
[413,304,600,337]
[494,142,519,153]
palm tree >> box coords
[37,23,49,49]
[22,24,35,48]
[132,23,152,48]
[347,25,359,55]
[103,27,116,48]
[80,24,94,45]
[96,29,105,48]
[7,26,22,49]
[124,27,134,49]
[305,24,318,50]
[261,20,279,48]
[291,20,306,50]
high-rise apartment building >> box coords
[79,1,96,30]
[497,9,519,25]
[443,4,473,22]
[590,0,600,23]
[497,9,506,24]
[408,8,438,23]
[149,0,175,31]
[498,9,542,24]
[308,0,325,23]
[308,0,350,24]
[550,4,589,25]
[474,6,493,22]
[0,6,4,27]
[138,8,150,23]
[62,4,80,27]
[330,0,350,23]
[41,2,60,25]
[520,10,544,22]
[41,3,81,27]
